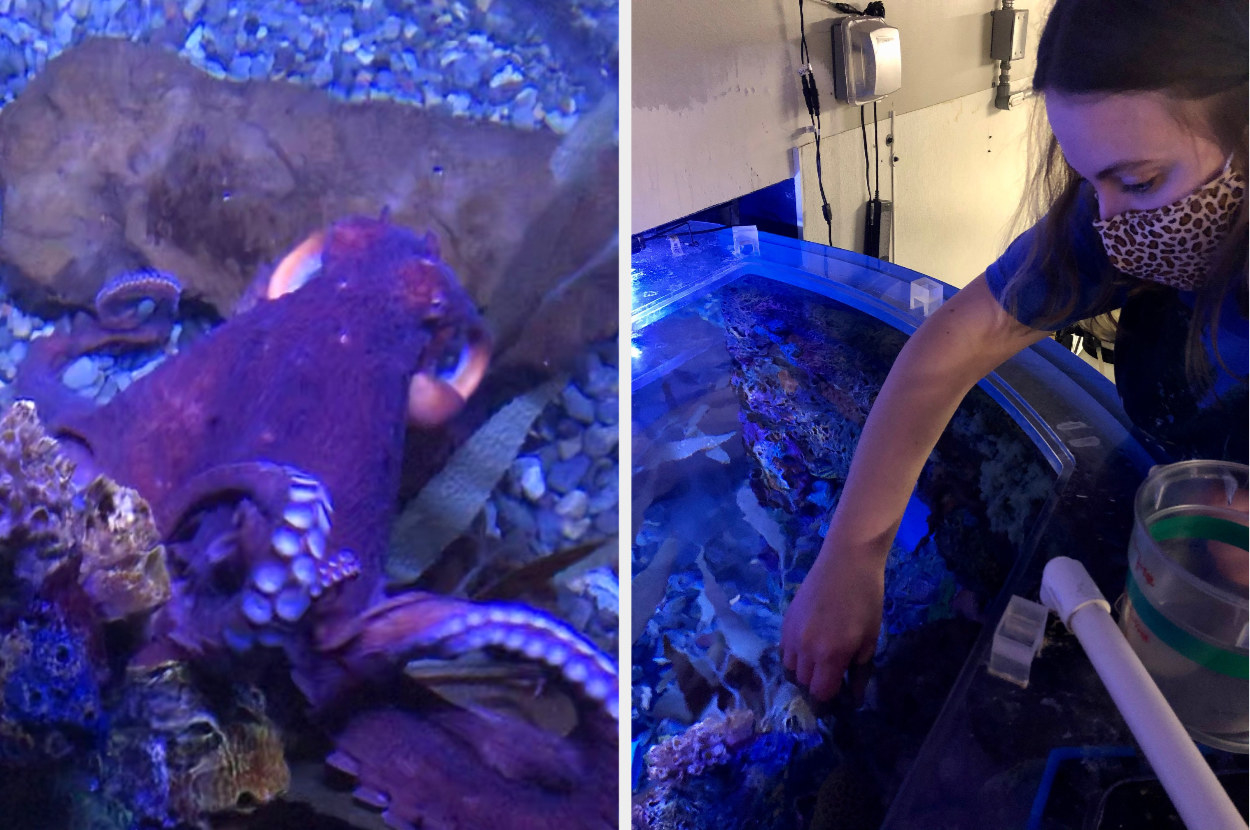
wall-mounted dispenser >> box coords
[831,16,902,106]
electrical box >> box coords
[990,8,1029,61]
[832,16,902,106]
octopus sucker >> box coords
[313,500,332,535]
[326,749,360,776]
[381,807,419,830]
[543,643,570,665]
[565,660,589,684]
[522,638,546,660]
[251,562,287,595]
[317,550,359,588]
[305,527,327,559]
[287,476,323,502]
[223,625,254,653]
[274,587,311,622]
[240,591,273,626]
[423,616,619,717]
[584,676,612,703]
[291,555,318,585]
[271,527,302,559]
[281,502,317,531]
[352,784,391,809]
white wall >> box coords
[632,0,806,234]
[800,88,1041,288]
[634,0,1056,288]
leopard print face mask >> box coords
[1092,160,1246,290]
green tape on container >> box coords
[1149,514,1249,551]
[1125,574,1248,680]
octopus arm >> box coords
[328,704,616,830]
[323,592,618,721]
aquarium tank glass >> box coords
[629,224,1243,829]
[0,2,618,829]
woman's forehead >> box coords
[1045,92,1220,175]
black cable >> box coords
[860,105,870,197]
[834,2,885,16]
[634,221,733,247]
[872,100,880,199]
[799,0,809,64]
[815,135,832,246]
[799,0,832,245]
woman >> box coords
[781,0,1247,702]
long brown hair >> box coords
[1002,0,1248,387]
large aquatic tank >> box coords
[0,2,618,828]
[630,225,1248,829]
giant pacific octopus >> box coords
[11,216,618,829]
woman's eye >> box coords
[1122,178,1157,195]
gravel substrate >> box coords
[0,287,194,405]
[0,0,617,131]
[494,339,618,552]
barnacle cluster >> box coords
[634,709,831,830]
[103,662,289,825]
[0,402,281,826]
[643,709,755,783]
[0,401,170,619]
[78,476,171,621]
[0,401,79,587]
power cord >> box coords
[631,220,734,253]
[799,0,834,245]
[832,2,885,16]
[859,104,870,197]
[873,100,880,200]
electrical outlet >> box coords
[990,9,1029,61]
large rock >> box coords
[0,37,613,346]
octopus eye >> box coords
[435,338,469,381]
[407,326,490,427]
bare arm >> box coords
[780,274,1050,700]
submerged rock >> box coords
[0,38,561,320]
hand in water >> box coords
[780,544,885,702]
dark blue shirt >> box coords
[984,185,1248,463]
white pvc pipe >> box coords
[1040,557,1246,830]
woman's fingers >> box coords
[809,660,846,702]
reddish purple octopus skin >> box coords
[14,216,617,830]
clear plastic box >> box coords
[910,277,944,317]
[988,594,1049,688]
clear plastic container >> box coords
[988,594,1049,688]
[1119,460,1249,753]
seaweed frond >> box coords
[386,377,565,585]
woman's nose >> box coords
[1095,188,1131,221]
